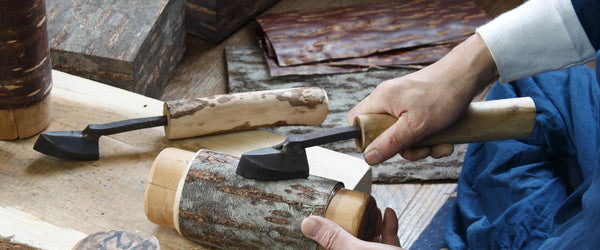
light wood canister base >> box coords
[0,96,52,140]
[145,147,377,249]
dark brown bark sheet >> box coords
[266,42,457,77]
[0,0,52,109]
[255,0,489,67]
[226,45,465,183]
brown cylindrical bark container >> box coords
[144,148,378,249]
[0,0,52,140]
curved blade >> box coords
[236,146,309,181]
[33,131,99,161]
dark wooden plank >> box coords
[186,0,278,43]
[226,45,466,183]
[45,0,186,98]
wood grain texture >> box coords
[256,0,489,67]
[265,43,457,77]
[164,87,328,139]
[45,0,186,98]
[145,148,376,248]
[226,45,467,183]
[396,183,456,248]
[186,0,278,43]
[177,149,340,249]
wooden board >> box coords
[45,0,186,98]
[226,45,466,183]
[186,0,279,43]
[0,70,370,249]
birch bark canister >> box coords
[0,0,52,140]
[144,148,378,249]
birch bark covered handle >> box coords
[163,87,329,139]
[144,148,377,249]
[354,97,536,151]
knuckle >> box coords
[317,227,343,250]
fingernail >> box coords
[301,217,321,238]
[364,149,383,165]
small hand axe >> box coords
[34,87,328,160]
[236,97,536,181]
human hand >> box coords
[301,208,404,250]
[348,34,498,165]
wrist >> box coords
[444,33,498,100]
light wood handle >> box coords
[163,87,328,139]
[354,97,536,151]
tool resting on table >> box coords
[237,97,537,181]
[33,87,328,160]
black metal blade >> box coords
[236,146,309,181]
[33,115,167,160]
[236,125,362,181]
[33,131,99,161]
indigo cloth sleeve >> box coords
[476,0,596,83]
[445,65,600,249]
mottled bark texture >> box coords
[0,0,52,109]
[186,0,278,43]
[163,87,328,139]
[178,150,342,249]
[73,230,159,250]
[226,46,466,183]
[255,0,489,76]
[45,0,186,98]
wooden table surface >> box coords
[156,0,523,248]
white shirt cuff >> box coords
[476,0,596,83]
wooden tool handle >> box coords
[354,97,536,151]
[163,87,328,139]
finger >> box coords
[430,143,454,158]
[302,216,359,250]
[371,208,383,242]
[382,208,401,247]
[363,114,426,165]
[400,146,431,161]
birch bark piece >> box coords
[256,0,489,66]
[266,42,458,77]
[163,87,329,139]
[0,0,53,140]
[73,230,159,250]
[145,148,378,249]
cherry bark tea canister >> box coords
[0,0,53,140]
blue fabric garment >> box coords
[445,65,600,249]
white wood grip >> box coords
[354,97,536,151]
[163,87,329,139]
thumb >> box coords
[301,216,359,250]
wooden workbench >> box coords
[0,1,523,249]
